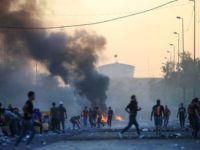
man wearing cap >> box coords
[58,101,67,133]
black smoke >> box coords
[0,0,109,111]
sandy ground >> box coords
[35,139,200,150]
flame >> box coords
[101,114,108,123]
[115,115,124,121]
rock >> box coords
[173,144,178,147]
[142,128,149,132]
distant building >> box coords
[98,63,135,78]
[98,62,162,123]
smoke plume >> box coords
[0,0,109,111]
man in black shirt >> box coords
[14,91,36,149]
[150,99,164,136]
[50,102,59,132]
[177,103,187,129]
[119,95,142,138]
[107,107,114,127]
[57,101,67,133]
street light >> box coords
[176,16,185,55]
[189,0,196,97]
[189,0,196,61]
[173,32,180,66]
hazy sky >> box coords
[41,0,199,77]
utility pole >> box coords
[189,0,196,97]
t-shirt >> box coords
[50,107,59,119]
[178,107,186,118]
[108,110,113,116]
[164,108,170,117]
[82,109,89,117]
[126,103,138,117]
[58,106,67,120]
[23,100,34,120]
[152,105,164,117]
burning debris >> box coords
[114,115,124,122]
[0,0,109,110]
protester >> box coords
[14,91,36,149]
[33,108,43,134]
[177,103,187,129]
[81,106,89,128]
[119,95,142,138]
[96,107,102,128]
[107,107,114,128]
[188,98,200,138]
[50,102,59,132]
[88,108,94,128]
[163,105,171,128]
[70,116,81,130]
[0,108,20,137]
[57,101,67,133]
[92,107,98,128]
[150,99,164,136]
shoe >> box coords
[119,132,123,139]
[138,135,144,139]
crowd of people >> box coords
[119,96,200,139]
[0,91,200,149]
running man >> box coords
[177,103,187,129]
[119,95,142,138]
[14,91,36,149]
[150,99,164,136]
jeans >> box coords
[163,116,169,128]
[59,119,65,132]
[83,117,88,128]
[107,116,113,127]
[51,118,59,132]
[179,116,185,128]
[121,115,140,136]
[15,119,35,146]
[9,119,20,137]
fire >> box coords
[101,114,108,123]
[115,115,124,121]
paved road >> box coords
[35,139,200,150]
[0,129,199,150]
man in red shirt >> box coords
[150,99,164,136]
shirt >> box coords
[58,106,67,120]
[23,100,34,120]
[126,103,139,117]
[178,107,186,118]
[152,105,164,117]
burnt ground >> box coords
[0,129,200,150]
